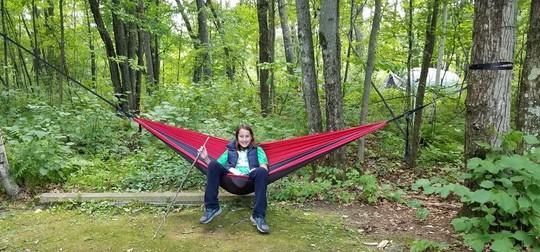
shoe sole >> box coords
[250,216,270,234]
[199,208,222,224]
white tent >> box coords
[408,67,461,92]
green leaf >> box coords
[495,192,518,215]
[412,179,430,191]
[532,199,540,213]
[524,135,540,145]
[497,178,513,188]
[513,230,533,246]
[490,237,514,252]
[451,218,472,232]
[439,184,454,198]
[453,184,471,198]
[467,157,483,169]
[483,161,502,174]
[471,189,493,204]
[517,196,531,210]
[480,180,495,189]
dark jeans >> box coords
[204,160,268,218]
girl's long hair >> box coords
[235,124,256,150]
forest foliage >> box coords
[1,0,539,250]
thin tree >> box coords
[295,0,322,135]
[277,0,295,76]
[465,0,517,160]
[206,0,235,81]
[357,0,382,167]
[257,0,271,117]
[516,0,540,139]
[408,0,440,167]
[319,0,345,167]
[194,0,211,83]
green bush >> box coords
[412,132,540,251]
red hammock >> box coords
[134,117,387,195]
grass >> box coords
[0,202,378,252]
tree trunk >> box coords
[0,130,20,198]
[58,0,66,105]
[277,0,295,76]
[319,0,345,167]
[206,0,235,81]
[435,0,448,87]
[196,0,211,82]
[88,0,124,109]
[295,0,322,135]
[84,4,96,88]
[31,0,41,93]
[516,0,540,139]
[465,0,517,160]
[408,0,440,167]
[2,0,8,89]
[257,0,271,117]
[357,0,381,167]
[269,0,276,112]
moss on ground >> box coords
[0,203,378,252]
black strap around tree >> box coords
[0,32,134,118]
[468,61,513,70]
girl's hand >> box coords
[198,146,208,160]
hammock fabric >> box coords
[134,117,387,195]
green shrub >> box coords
[412,132,540,251]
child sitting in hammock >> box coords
[197,124,270,234]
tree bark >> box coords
[319,0,345,167]
[196,0,211,82]
[516,0,540,139]
[465,0,517,160]
[357,0,381,166]
[295,0,322,135]
[277,0,295,76]
[408,0,440,167]
[88,0,124,109]
[257,0,271,117]
[0,130,20,198]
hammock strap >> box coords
[0,32,132,118]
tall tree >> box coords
[88,0,145,113]
[295,0,322,135]
[408,0,440,167]
[257,0,271,116]
[357,0,382,166]
[319,0,345,166]
[194,0,211,83]
[277,0,295,76]
[465,0,517,160]
[516,0,540,138]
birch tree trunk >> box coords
[465,0,517,160]
[357,0,381,166]
[295,0,322,135]
[516,0,540,139]
[0,130,20,198]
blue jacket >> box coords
[224,141,260,170]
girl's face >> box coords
[237,128,252,148]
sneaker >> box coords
[199,207,222,224]
[250,215,270,234]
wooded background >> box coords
[0,0,538,193]
[2,1,540,249]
